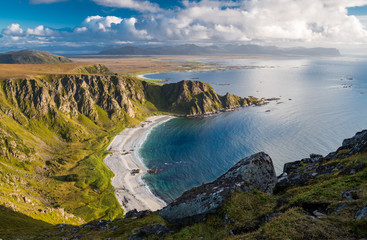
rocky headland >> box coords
[0,69,264,231]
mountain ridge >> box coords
[0,49,72,64]
[99,44,341,57]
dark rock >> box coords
[326,130,367,159]
[125,209,151,219]
[275,198,289,209]
[128,224,170,240]
[342,130,367,148]
[339,163,365,175]
[276,172,317,192]
[158,152,277,225]
[342,190,358,201]
[302,202,329,216]
[355,207,367,220]
[332,202,348,215]
[310,153,323,159]
[265,212,283,222]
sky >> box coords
[1,0,367,54]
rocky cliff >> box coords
[144,80,262,116]
[0,73,259,227]
[158,152,277,225]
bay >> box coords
[140,56,367,203]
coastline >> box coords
[104,115,176,213]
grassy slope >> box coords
[0,71,165,236]
[13,141,365,239]
[0,63,111,80]
[168,152,367,240]
[0,50,72,64]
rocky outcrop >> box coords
[2,74,146,120]
[276,130,367,192]
[158,152,277,225]
[144,80,263,116]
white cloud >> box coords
[92,0,161,12]
[2,0,367,51]
[26,25,55,36]
[83,16,123,32]
[2,24,24,36]
[155,0,367,44]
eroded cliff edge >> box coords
[0,73,263,226]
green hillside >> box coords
[0,71,257,238]
[0,49,72,64]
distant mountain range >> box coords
[99,44,341,57]
[0,49,72,64]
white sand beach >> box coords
[104,115,175,213]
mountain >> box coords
[99,44,341,57]
[0,49,72,64]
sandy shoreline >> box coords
[104,115,175,213]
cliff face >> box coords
[144,80,261,116]
[2,74,145,119]
[158,152,277,225]
[0,73,257,226]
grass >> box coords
[0,62,111,79]
[0,73,162,228]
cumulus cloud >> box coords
[92,0,161,12]
[2,24,24,36]
[153,0,367,44]
[0,16,151,51]
[2,0,367,51]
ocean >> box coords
[139,56,367,203]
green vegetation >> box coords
[0,73,153,230]
[0,70,252,238]
[0,67,365,239]
[165,151,367,240]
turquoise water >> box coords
[140,56,367,203]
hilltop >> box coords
[99,44,341,57]
[0,49,72,64]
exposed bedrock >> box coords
[158,152,277,225]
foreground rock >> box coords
[158,152,277,225]
[276,130,367,192]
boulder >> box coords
[158,152,277,225]
[355,207,367,220]
[128,224,170,240]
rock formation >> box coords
[158,152,277,225]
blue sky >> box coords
[0,0,181,29]
[1,0,367,53]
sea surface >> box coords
[139,56,367,203]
